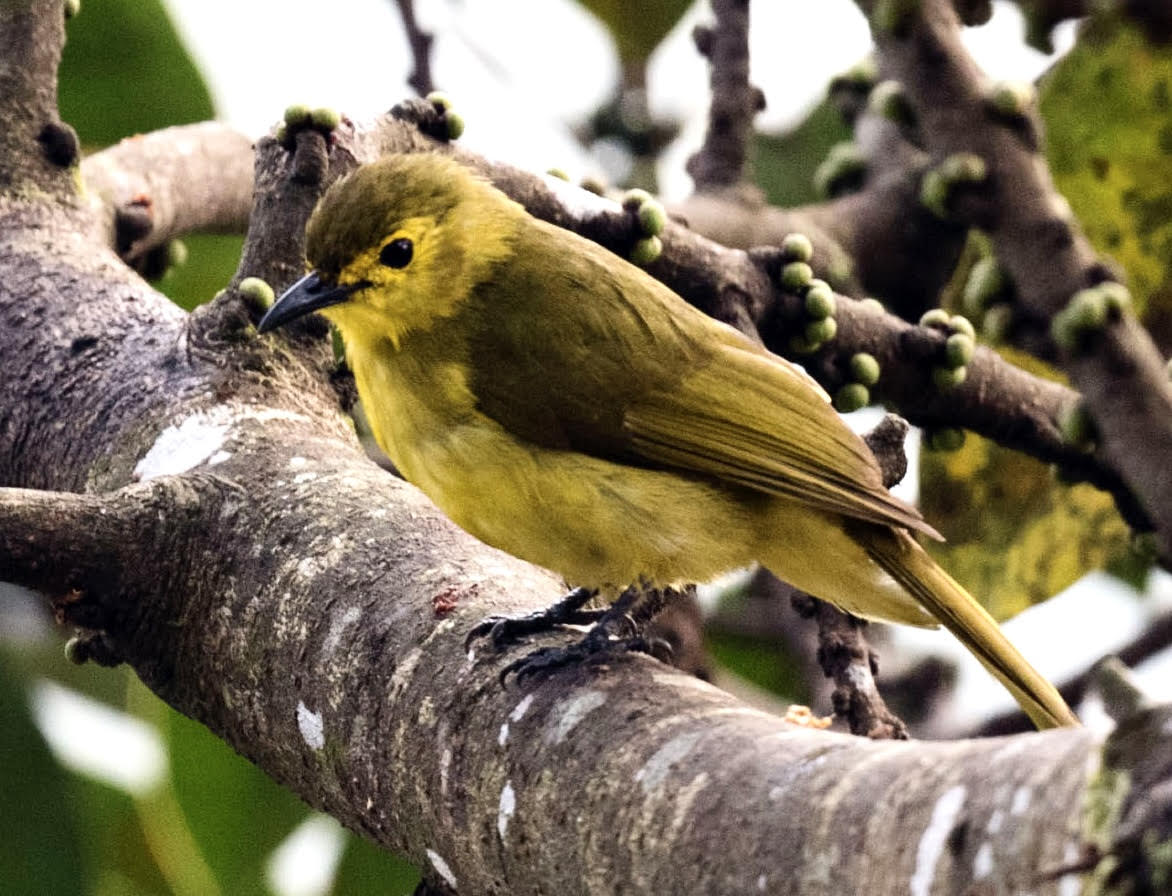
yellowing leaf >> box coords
[920,348,1132,619]
[1041,15,1172,349]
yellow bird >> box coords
[259,153,1077,729]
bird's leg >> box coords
[496,585,675,686]
[464,586,604,652]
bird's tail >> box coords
[858,526,1079,730]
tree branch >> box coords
[393,0,436,97]
[862,0,1172,556]
[685,0,761,191]
[81,122,254,262]
[0,0,75,199]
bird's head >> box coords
[259,153,520,349]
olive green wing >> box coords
[623,344,937,536]
[461,220,934,536]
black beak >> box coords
[257,273,367,333]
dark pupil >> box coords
[379,238,413,268]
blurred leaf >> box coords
[0,655,85,896]
[159,692,311,894]
[707,632,808,701]
[753,100,851,207]
[333,834,421,896]
[1041,14,1172,349]
[59,0,214,147]
[920,348,1132,618]
[577,0,691,64]
[71,771,172,896]
[156,234,244,311]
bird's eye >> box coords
[379,238,414,269]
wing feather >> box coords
[461,220,936,537]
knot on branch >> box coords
[37,120,79,168]
[863,413,910,488]
[63,629,124,667]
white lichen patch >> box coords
[548,689,607,744]
[288,456,309,468]
[425,849,457,890]
[440,747,452,796]
[986,808,1004,834]
[293,471,318,484]
[635,730,703,793]
[1010,785,1032,815]
[973,841,994,879]
[296,556,325,580]
[134,405,310,481]
[540,172,619,221]
[297,701,325,750]
[511,693,535,722]
[910,785,967,896]
[667,771,709,841]
[1059,840,1084,896]
[498,781,516,840]
[134,413,230,480]
[500,693,536,746]
[207,450,231,466]
[293,535,350,582]
[322,606,361,657]
[389,647,423,701]
[757,874,768,891]
[417,696,436,727]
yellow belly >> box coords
[353,348,931,625]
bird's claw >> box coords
[499,632,663,687]
[464,587,601,653]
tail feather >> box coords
[858,526,1079,730]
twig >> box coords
[863,0,1172,557]
[789,415,917,740]
[393,0,435,97]
[685,0,762,190]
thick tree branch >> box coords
[862,0,1172,556]
[0,0,75,199]
[1,127,1126,890]
[81,122,254,262]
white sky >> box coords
[162,0,1075,198]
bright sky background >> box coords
[162,0,1076,198]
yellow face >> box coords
[323,214,451,350]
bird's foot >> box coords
[464,586,602,652]
[500,630,672,687]
[497,590,673,686]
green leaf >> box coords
[576,0,691,64]
[753,100,851,207]
[0,655,86,896]
[59,0,214,147]
[156,234,243,311]
[1041,14,1172,350]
